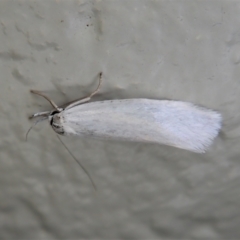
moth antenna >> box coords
[89,72,102,98]
[30,90,61,111]
[56,135,97,191]
[64,72,103,110]
[26,117,48,141]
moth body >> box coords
[49,99,221,153]
[29,73,222,189]
[30,73,222,153]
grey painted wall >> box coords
[0,0,239,239]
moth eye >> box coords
[50,117,54,125]
[51,110,59,116]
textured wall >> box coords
[0,0,240,239]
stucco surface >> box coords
[0,0,240,239]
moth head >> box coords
[49,110,65,135]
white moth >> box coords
[29,72,221,154]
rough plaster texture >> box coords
[0,0,240,239]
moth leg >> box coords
[26,116,48,140]
[64,72,102,110]
[29,111,50,119]
[30,90,61,111]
